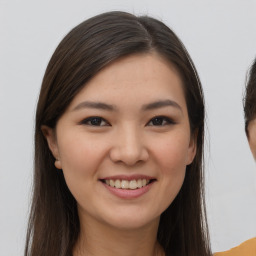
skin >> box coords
[248,118,256,160]
[43,53,197,256]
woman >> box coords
[25,11,211,256]
[214,59,256,256]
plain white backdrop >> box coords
[1,0,256,255]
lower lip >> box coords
[101,182,154,199]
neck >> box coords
[73,214,164,256]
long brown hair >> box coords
[25,11,211,256]
[244,58,256,136]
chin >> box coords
[100,210,160,231]
[110,218,158,231]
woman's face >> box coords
[43,53,196,230]
[248,119,256,160]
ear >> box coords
[186,130,197,165]
[41,125,62,169]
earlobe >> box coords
[41,125,62,169]
[186,131,197,165]
[54,159,62,169]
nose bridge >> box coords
[110,123,148,165]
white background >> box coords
[1,0,256,255]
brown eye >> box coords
[81,117,110,126]
[148,116,175,126]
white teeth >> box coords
[129,180,137,190]
[121,180,129,189]
[105,178,151,189]
[137,179,142,188]
[114,180,121,189]
[109,180,115,187]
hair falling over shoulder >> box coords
[25,11,212,256]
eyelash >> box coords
[80,116,175,127]
[80,117,110,126]
[147,116,175,126]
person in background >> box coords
[214,58,256,255]
[245,58,256,160]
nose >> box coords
[109,125,149,166]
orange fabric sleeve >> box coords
[214,238,256,256]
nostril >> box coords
[109,147,149,166]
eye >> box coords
[147,116,175,126]
[80,117,110,126]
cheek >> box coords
[154,133,190,171]
[249,136,256,159]
[152,133,189,203]
[57,133,107,185]
[56,133,111,209]
[159,141,187,187]
[248,122,256,159]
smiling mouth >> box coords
[100,179,156,190]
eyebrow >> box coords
[72,101,116,111]
[142,99,183,112]
[72,99,182,113]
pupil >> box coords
[91,118,101,125]
[153,118,163,125]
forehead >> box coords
[68,53,187,110]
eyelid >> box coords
[147,116,176,126]
[79,116,175,127]
[79,116,110,126]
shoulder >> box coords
[214,237,256,256]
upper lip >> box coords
[100,175,156,181]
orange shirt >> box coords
[214,238,256,256]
